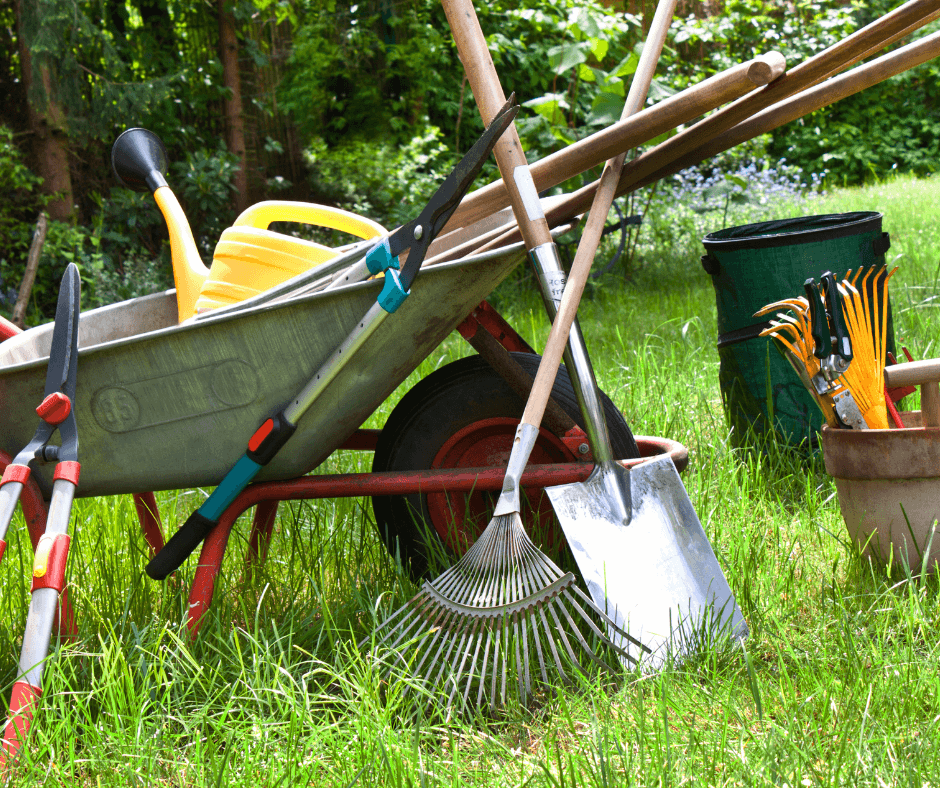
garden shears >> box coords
[0,264,81,761]
[146,97,519,581]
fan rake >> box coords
[366,507,649,711]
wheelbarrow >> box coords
[0,214,687,612]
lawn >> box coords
[1,173,939,786]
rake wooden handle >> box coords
[445,52,784,234]
[444,0,553,252]
[520,0,676,429]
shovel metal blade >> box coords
[546,455,746,668]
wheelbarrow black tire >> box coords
[371,352,639,581]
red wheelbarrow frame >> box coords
[0,433,687,640]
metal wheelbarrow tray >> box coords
[0,242,531,499]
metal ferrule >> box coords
[528,243,614,464]
[284,300,389,424]
[0,482,24,543]
[492,422,539,516]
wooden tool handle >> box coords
[446,51,785,235]
[521,0,676,430]
[884,358,940,388]
[443,0,553,252]
[885,359,940,428]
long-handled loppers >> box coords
[146,99,519,580]
[0,264,81,765]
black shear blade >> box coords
[43,264,81,400]
[390,96,518,286]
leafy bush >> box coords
[768,53,940,185]
[303,125,456,234]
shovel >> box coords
[445,0,746,668]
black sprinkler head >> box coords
[111,128,169,193]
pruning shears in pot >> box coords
[805,273,868,429]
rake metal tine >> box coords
[570,585,650,657]
[545,598,581,669]
[369,598,418,645]
[477,626,494,708]
[382,601,433,655]
[461,626,486,706]
[537,605,566,680]
[515,616,525,704]
[410,607,463,684]
[428,608,478,696]
[490,624,509,709]
[553,595,616,674]
[376,611,425,664]
[448,620,484,710]
[528,608,550,686]
[488,622,502,710]
[565,586,642,664]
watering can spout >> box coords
[111,128,209,322]
[152,187,209,321]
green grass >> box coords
[3,173,940,785]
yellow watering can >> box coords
[110,128,386,322]
[196,202,386,315]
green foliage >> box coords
[0,127,47,308]
[303,125,455,232]
[169,147,241,256]
[768,52,940,185]
[668,0,857,84]
[280,0,452,144]
[19,0,180,146]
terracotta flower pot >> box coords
[821,411,940,571]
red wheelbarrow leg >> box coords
[246,500,279,577]
[133,492,165,556]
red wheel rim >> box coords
[428,417,577,556]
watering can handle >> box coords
[233,202,387,241]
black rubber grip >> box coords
[145,511,217,580]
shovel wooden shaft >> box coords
[443,0,553,252]
[521,0,676,429]
[446,52,784,234]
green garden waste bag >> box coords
[702,212,894,448]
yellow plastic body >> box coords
[195,201,387,315]
[153,187,211,322]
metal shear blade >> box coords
[390,96,518,291]
[0,264,80,547]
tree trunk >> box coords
[218,0,249,214]
[15,0,75,222]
